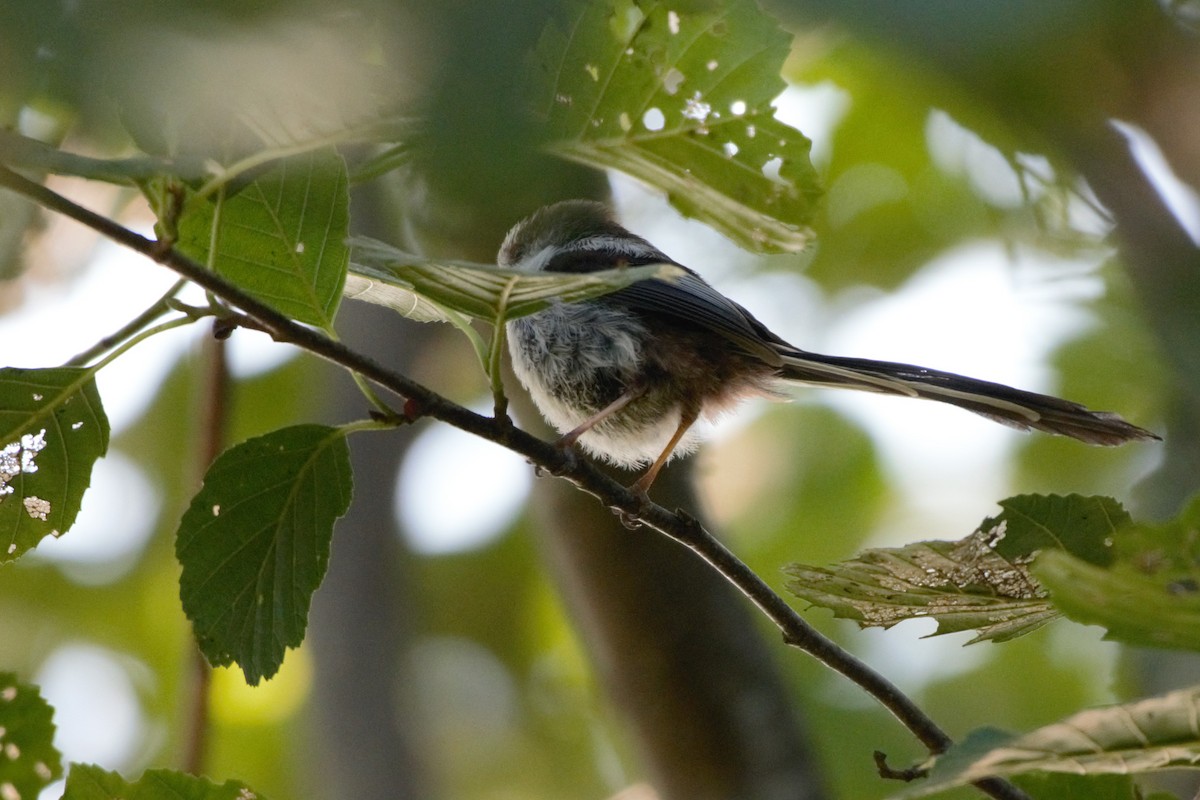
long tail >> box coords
[778,350,1158,445]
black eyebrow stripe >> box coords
[544,248,668,273]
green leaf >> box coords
[535,0,821,253]
[176,425,353,685]
[347,236,683,323]
[1009,773,1140,800]
[177,148,349,329]
[1035,552,1200,652]
[0,367,110,561]
[785,494,1127,643]
[987,494,1130,567]
[62,764,266,800]
[891,687,1200,797]
[1033,495,1200,652]
[0,673,63,798]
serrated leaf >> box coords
[347,236,683,323]
[176,425,352,685]
[178,148,349,329]
[535,0,820,253]
[786,535,1057,644]
[786,494,1127,643]
[62,764,266,800]
[0,367,110,561]
[0,673,63,798]
[987,494,1130,567]
[891,687,1200,798]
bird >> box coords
[499,200,1158,495]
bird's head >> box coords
[497,200,669,273]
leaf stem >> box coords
[489,276,520,422]
[86,317,195,373]
[0,163,1028,800]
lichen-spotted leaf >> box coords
[0,367,110,562]
[785,495,1129,643]
[0,673,64,799]
[535,0,821,252]
[177,147,349,329]
[62,764,266,800]
[177,425,352,684]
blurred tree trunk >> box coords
[529,454,827,800]
[307,295,437,800]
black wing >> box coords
[607,268,785,366]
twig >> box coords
[0,164,1030,800]
[874,750,927,782]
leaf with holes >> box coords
[891,687,1200,797]
[786,494,1129,643]
[62,764,266,800]
[176,425,352,685]
[347,235,682,324]
[0,673,63,799]
[534,0,821,252]
[0,367,110,562]
[786,535,1059,644]
[178,147,349,329]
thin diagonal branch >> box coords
[0,163,1028,800]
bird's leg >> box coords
[628,407,699,496]
[558,387,643,449]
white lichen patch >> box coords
[618,112,632,132]
[295,241,306,254]
[31,394,42,402]
[237,789,257,800]
[584,63,599,81]
[667,9,681,34]
[22,496,50,521]
[730,99,747,116]
[642,107,665,131]
[682,93,712,124]
[706,59,719,72]
[212,504,221,516]
[0,686,15,701]
[4,742,18,760]
[0,781,18,800]
[71,421,84,431]
[723,141,739,158]
[34,763,52,781]
[0,429,47,498]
